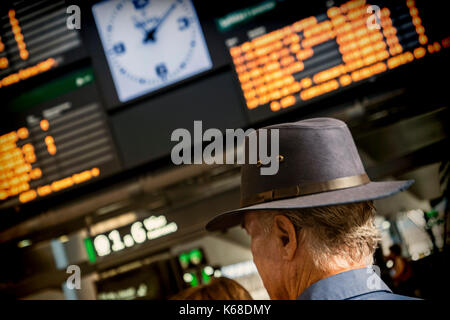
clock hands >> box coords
[143,2,177,43]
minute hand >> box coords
[144,3,177,43]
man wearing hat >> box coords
[206,118,417,300]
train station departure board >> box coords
[0,0,87,89]
[0,68,121,209]
[224,0,450,122]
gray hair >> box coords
[259,201,381,272]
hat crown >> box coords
[242,118,366,199]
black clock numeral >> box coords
[178,17,190,31]
[132,0,149,10]
[113,42,126,55]
[155,63,168,79]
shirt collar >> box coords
[297,267,392,300]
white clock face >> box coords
[92,0,213,102]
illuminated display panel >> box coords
[0,69,121,208]
[0,104,118,206]
[86,215,178,259]
[0,1,85,89]
[228,0,450,120]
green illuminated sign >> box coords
[190,272,199,287]
[84,237,96,263]
[189,249,203,265]
[178,248,204,268]
[179,253,190,268]
[201,269,211,284]
[425,209,438,219]
[215,0,277,32]
[8,67,95,113]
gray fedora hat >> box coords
[206,118,413,232]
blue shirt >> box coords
[297,267,419,300]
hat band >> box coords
[240,174,370,207]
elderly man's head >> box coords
[242,201,380,299]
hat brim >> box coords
[205,180,414,232]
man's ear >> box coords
[272,215,298,261]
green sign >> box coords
[201,268,211,284]
[189,272,199,287]
[178,248,204,268]
[8,67,95,113]
[84,237,97,263]
[215,0,277,32]
[425,209,438,219]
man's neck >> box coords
[289,260,367,299]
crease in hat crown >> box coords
[241,117,366,196]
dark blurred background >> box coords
[0,0,448,300]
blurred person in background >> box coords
[170,277,253,300]
[207,118,419,300]
[387,244,414,296]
